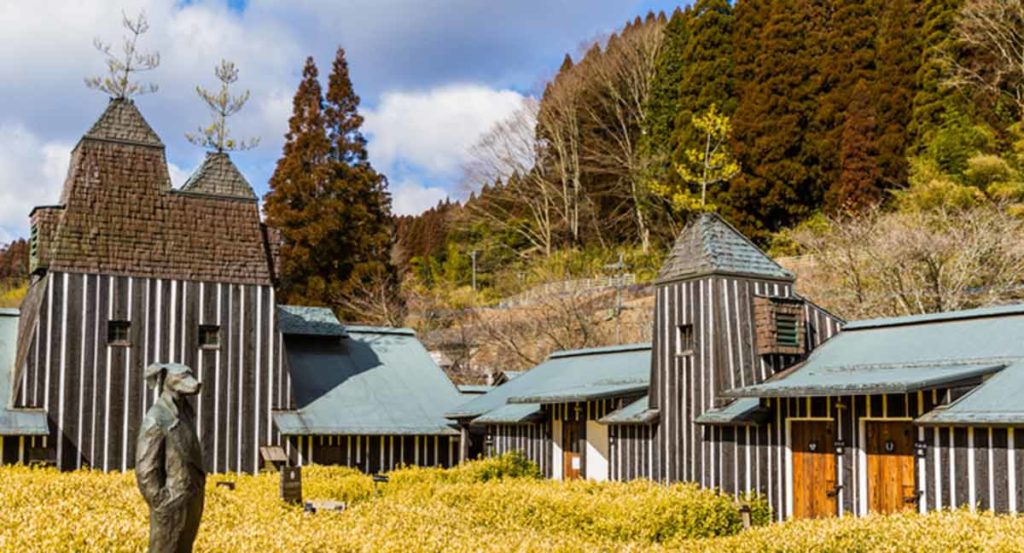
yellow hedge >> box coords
[0,454,1020,552]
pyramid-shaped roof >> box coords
[30,98,275,286]
[83,98,163,146]
[180,152,257,200]
[656,212,793,283]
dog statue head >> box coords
[144,363,201,398]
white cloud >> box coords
[0,124,71,243]
[0,0,643,231]
[391,179,450,216]
[0,0,303,194]
[364,84,529,177]
[167,162,191,189]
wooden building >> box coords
[635,213,842,513]
[272,306,464,472]
[456,212,1024,521]
[0,98,469,475]
[14,98,285,472]
[451,213,843,513]
[448,344,651,480]
[729,305,1024,519]
[0,308,50,462]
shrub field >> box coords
[0,453,1020,552]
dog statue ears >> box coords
[144,362,194,391]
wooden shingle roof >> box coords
[657,212,793,284]
[83,98,162,147]
[33,98,275,285]
[180,152,257,200]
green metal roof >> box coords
[508,380,649,404]
[0,309,49,436]
[694,398,769,426]
[599,395,659,425]
[446,344,651,420]
[278,305,347,337]
[473,403,543,424]
[729,363,1005,398]
[729,303,1024,399]
[273,326,461,436]
[917,361,1024,425]
[657,212,793,284]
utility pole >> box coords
[604,252,628,343]
[470,250,478,291]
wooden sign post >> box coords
[280,466,302,504]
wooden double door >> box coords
[791,419,917,519]
[865,421,917,514]
[562,420,583,480]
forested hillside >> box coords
[397,0,1024,299]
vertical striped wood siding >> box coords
[641,276,841,489]
[292,435,460,473]
[16,271,288,473]
[768,392,1024,518]
[486,400,623,478]
[487,424,552,477]
[609,424,655,481]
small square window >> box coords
[199,325,220,348]
[107,321,130,346]
[676,324,695,356]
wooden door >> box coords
[562,420,583,480]
[791,420,838,519]
[866,421,917,514]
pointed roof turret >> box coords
[657,212,793,284]
[30,99,274,286]
[180,152,257,200]
[83,98,163,147]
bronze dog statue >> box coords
[135,363,205,553]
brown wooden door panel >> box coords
[866,421,916,514]
[562,420,582,480]
[791,420,837,519]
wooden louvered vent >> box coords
[754,296,806,356]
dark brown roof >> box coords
[180,152,257,200]
[83,98,163,146]
[657,212,793,284]
[33,99,274,285]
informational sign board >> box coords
[281,466,302,504]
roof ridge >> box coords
[548,343,651,359]
[844,303,1024,330]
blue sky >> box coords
[0,0,686,242]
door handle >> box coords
[826,484,843,498]
[904,490,922,504]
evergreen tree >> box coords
[726,0,828,240]
[873,0,924,189]
[909,0,965,150]
[672,0,735,173]
[827,80,884,211]
[264,51,401,325]
[815,0,880,192]
[324,47,400,324]
[264,57,332,306]
[641,7,691,184]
